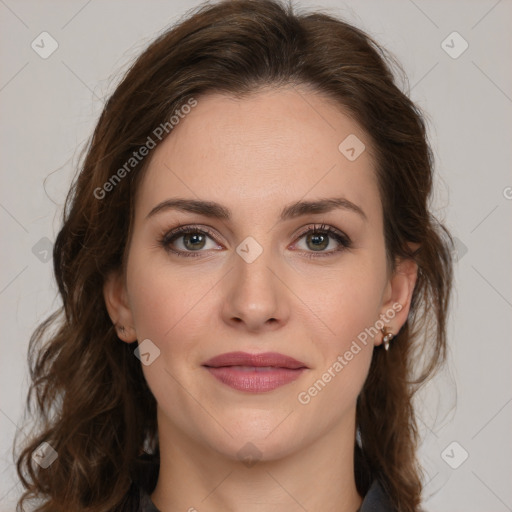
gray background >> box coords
[1,0,511,510]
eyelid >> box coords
[159,224,223,250]
[290,223,352,256]
[159,222,352,257]
[293,223,349,242]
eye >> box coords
[158,225,221,258]
[292,223,352,257]
[158,223,352,258]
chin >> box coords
[203,417,308,464]
[211,435,302,465]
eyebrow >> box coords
[146,196,367,222]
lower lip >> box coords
[204,366,306,392]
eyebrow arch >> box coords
[146,197,367,222]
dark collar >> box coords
[356,480,396,511]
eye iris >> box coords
[183,232,206,250]
[307,232,328,251]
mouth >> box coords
[202,351,308,392]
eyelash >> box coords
[158,223,352,259]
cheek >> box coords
[297,260,386,348]
[294,277,381,417]
[294,258,385,396]
[127,242,387,360]
[126,249,218,361]
[125,253,217,420]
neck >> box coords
[151,407,363,512]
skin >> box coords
[104,86,417,512]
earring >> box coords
[115,323,126,336]
[381,328,394,351]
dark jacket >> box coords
[126,456,396,511]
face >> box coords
[105,86,415,462]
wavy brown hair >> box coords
[15,0,453,510]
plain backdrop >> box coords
[1,1,511,510]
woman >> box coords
[15,0,453,510]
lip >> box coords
[202,351,308,392]
[203,351,308,369]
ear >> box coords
[103,270,137,343]
[377,254,418,347]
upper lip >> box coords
[203,351,308,369]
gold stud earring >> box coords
[381,328,394,351]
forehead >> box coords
[136,87,380,224]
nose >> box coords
[221,245,290,333]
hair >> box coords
[15,0,453,511]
